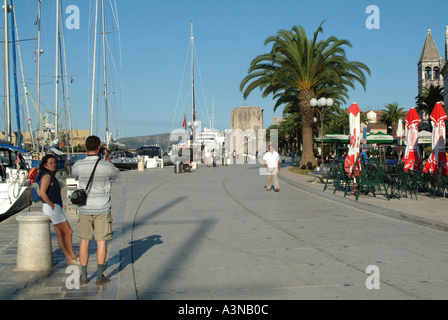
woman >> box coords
[39,154,79,266]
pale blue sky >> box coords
[4,0,448,141]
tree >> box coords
[240,22,370,167]
[377,102,406,135]
[415,85,444,128]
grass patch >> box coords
[289,167,313,175]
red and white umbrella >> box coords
[423,102,448,176]
[344,102,361,176]
[403,108,422,171]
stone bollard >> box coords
[138,161,144,171]
[15,211,53,271]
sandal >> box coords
[66,257,81,266]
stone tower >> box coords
[230,106,264,158]
[417,28,445,128]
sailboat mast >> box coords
[36,0,41,148]
[191,21,194,125]
[54,0,60,140]
[102,0,109,147]
[90,0,98,135]
[3,0,11,142]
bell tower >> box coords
[417,28,445,129]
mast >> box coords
[54,0,60,140]
[102,0,109,147]
[12,2,35,148]
[191,21,194,125]
[90,0,98,135]
[9,0,20,147]
[59,3,74,158]
[36,0,41,149]
[3,0,11,142]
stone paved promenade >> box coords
[0,158,447,300]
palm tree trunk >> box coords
[299,89,318,168]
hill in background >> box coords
[116,133,172,150]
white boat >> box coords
[0,143,32,216]
[0,4,32,217]
[110,150,138,170]
[135,145,172,168]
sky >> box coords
[2,0,448,142]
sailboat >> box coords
[0,1,33,216]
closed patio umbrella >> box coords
[344,103,361,176]
[423,102,447,176]
[403,108,422,171]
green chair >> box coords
[428,172,448,199]
[356,157,390,201]
[323,157,342,192]
[401,170,420,200]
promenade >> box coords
[0,158,447,300]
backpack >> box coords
[30,174,52,203]
[30,177,42,202]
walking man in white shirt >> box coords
[263,145,280,192]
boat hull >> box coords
[0,184,31,216]
[112,162,138,171]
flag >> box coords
[182,114,186,128]
[70,77,74,83]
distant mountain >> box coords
[116,133,172,150]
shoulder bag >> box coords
[71,158,101,206]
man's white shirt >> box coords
[263,151,280,168]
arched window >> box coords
[433,66,440,79]
[425,67,432,80]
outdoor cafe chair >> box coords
[399,170,420,200]
[328,161,354,197]
[355,157,390,201]
[428,172,448,199]
[323,156,342,192]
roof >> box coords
[0,144,28,153]
[419,28,442,62]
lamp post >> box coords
[310,97,334,165]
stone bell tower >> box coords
[417,28,445,129]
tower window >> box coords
[433,66,440,79]
[425,67,432,80]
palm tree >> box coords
[377,102,406,135]
[415,85,444,128]
[240,22,370,167]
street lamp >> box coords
[310,97,334,165]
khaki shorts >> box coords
[77,211,113,241]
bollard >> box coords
[138,161,144,171]
[15,211,53,271]
[174,162,182,173]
